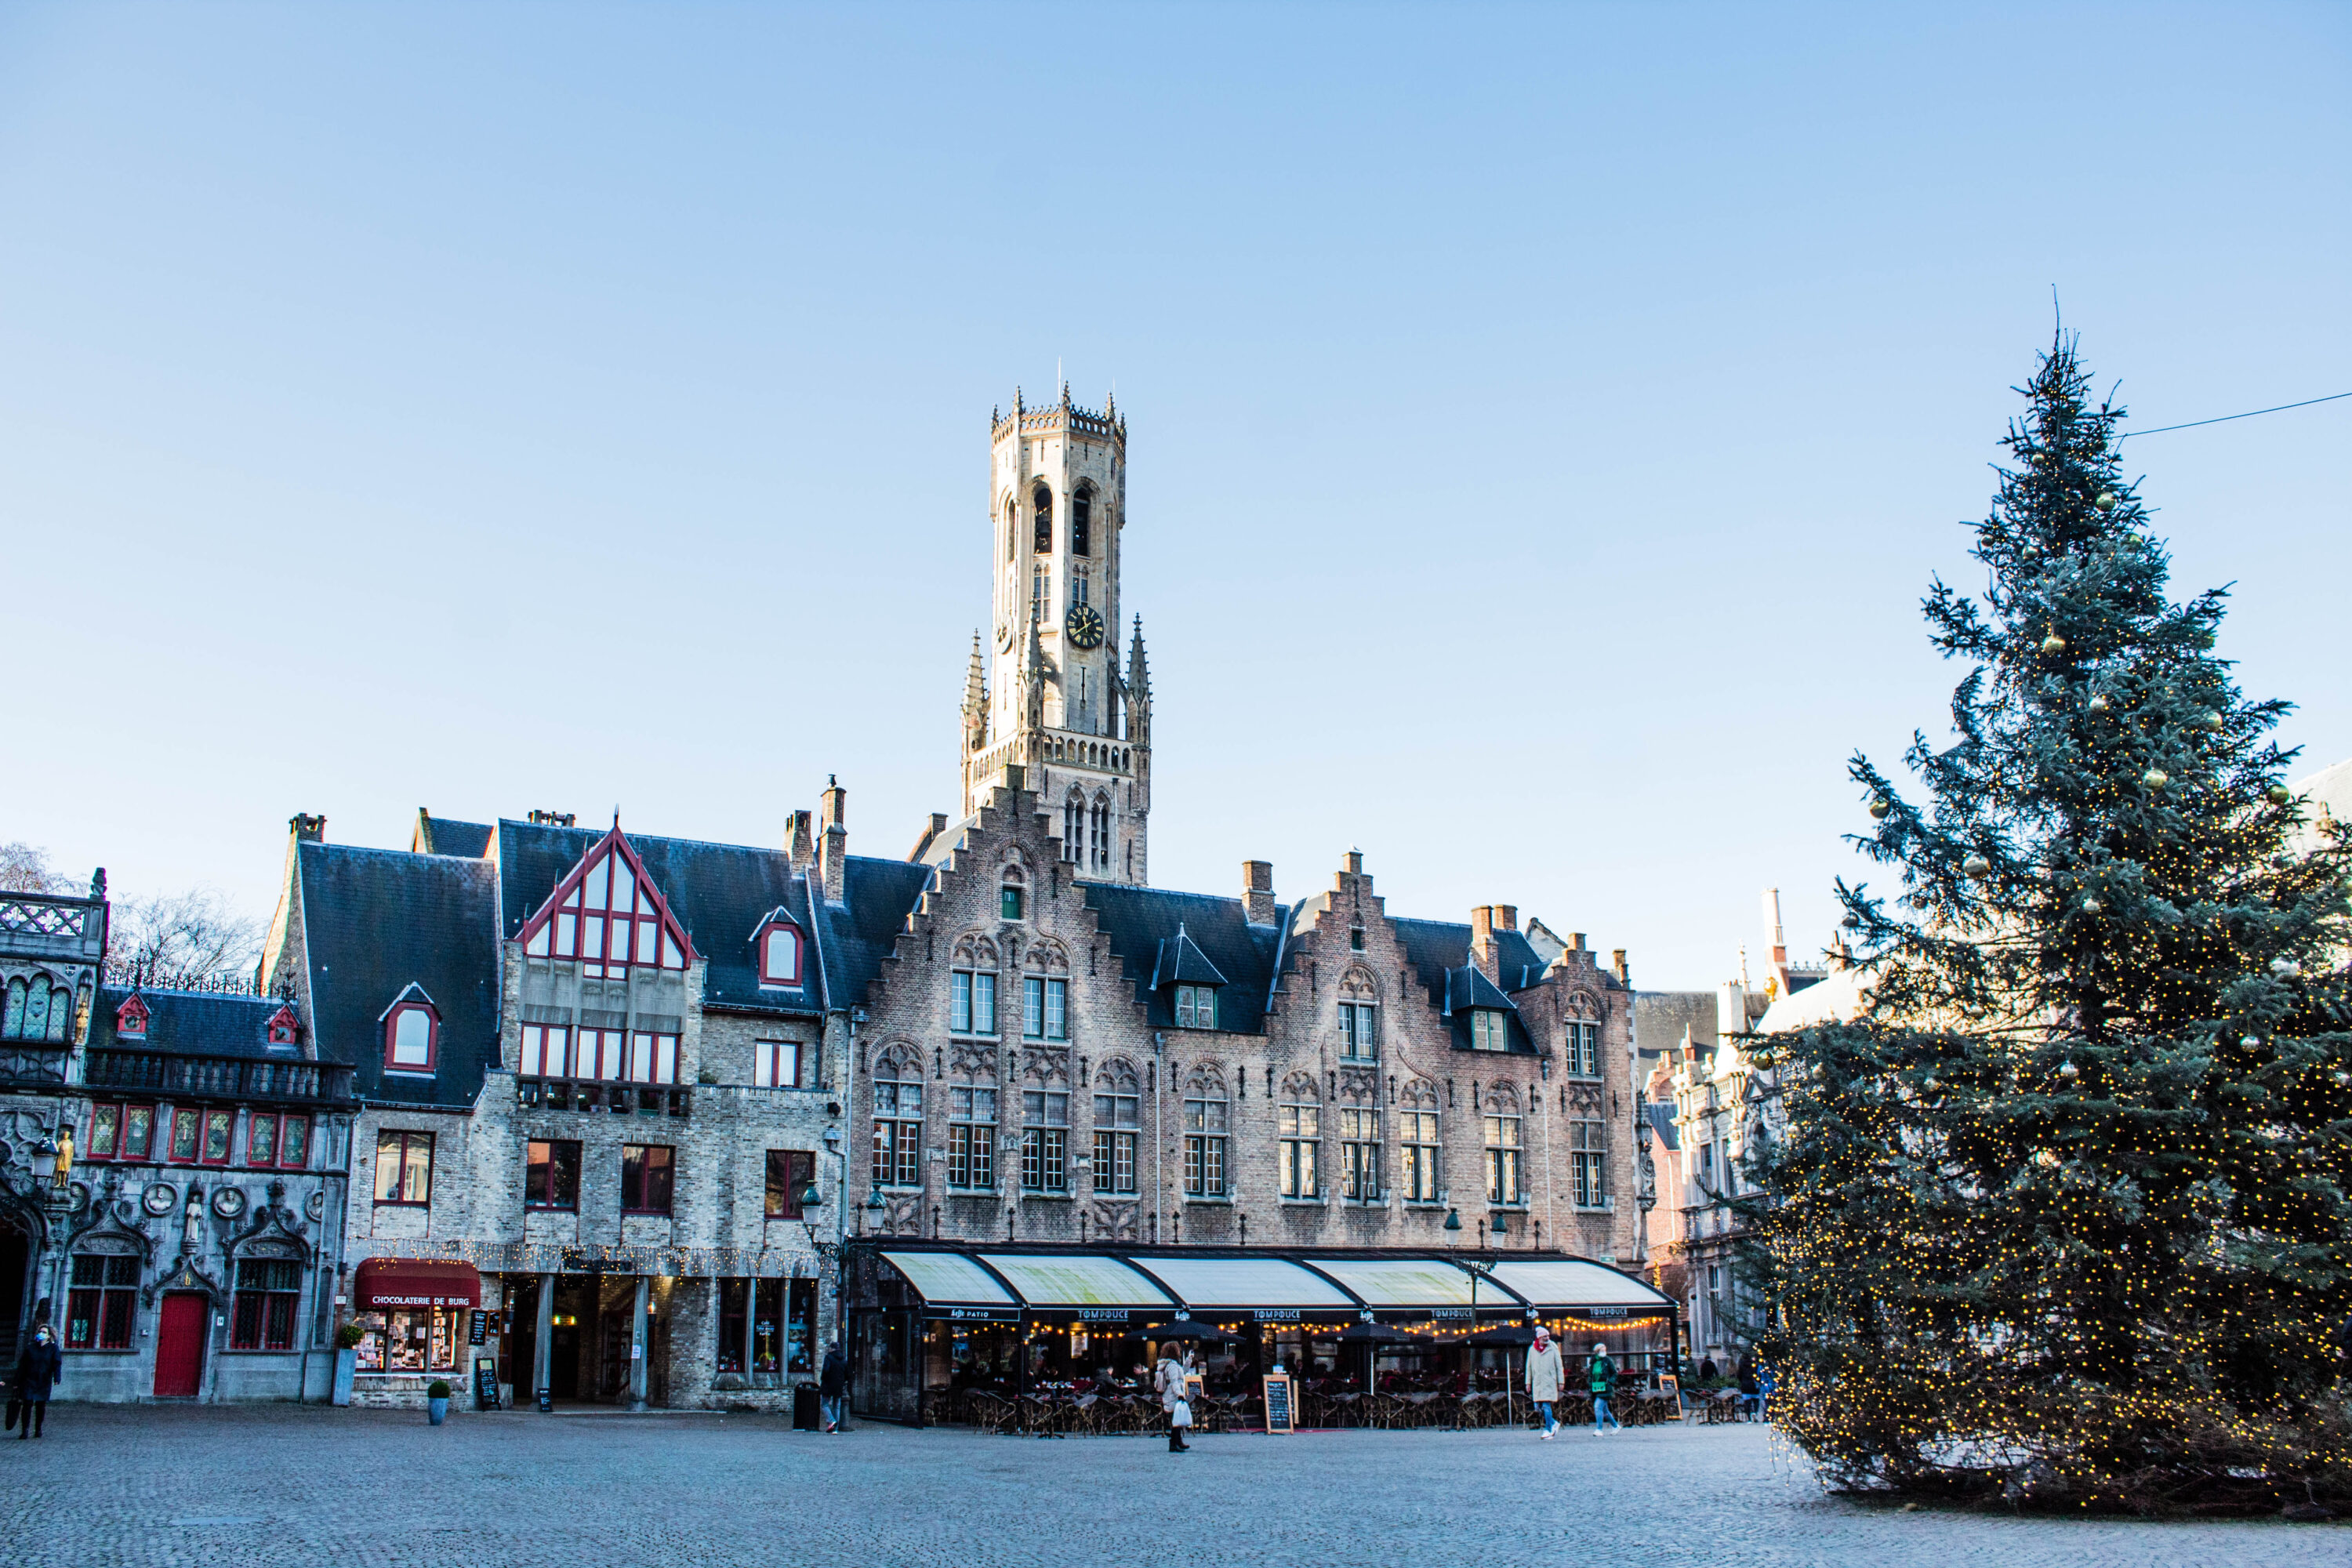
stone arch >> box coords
[873,1040,923,1079]
[1338,964,1380,1000]
[1025,938,1069,975]
[1563,989,1604,1020]
[1279,1070,1319,1102]
[1400,1077,1439,1109]
[951,933,1000,968]
[1480,1080,1520,1115]
[1182,1062,1227,1098]
[1096,1056,1141,1094]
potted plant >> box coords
[427,1378,452,1425]
[332,1321,365,1408]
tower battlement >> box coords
[991,386,1126,446]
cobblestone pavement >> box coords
[0,1404,2331,1568]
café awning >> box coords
[354,1257,482,1310]
[867,1245,1673,1324]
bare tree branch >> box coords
[0,843,69,895]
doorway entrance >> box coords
[154,1292,208,1396]
[0,1220,30,1369]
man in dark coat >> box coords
[818,1341,848,1433]
[14,1325,61,1439]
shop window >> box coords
[1022,976,1066,1040]
[64,1254,138,1350]
[621,1144,675,1215]
[524,1139,581,1210]
[381,996,439,1073]
[375,1130,434,1205]
[230,1257,301,1351]
[951,971,998,1035]
[948,1087,996,1189]
[1338,1001,1378,1059]
[353,1307,461,1374]
[764,1149,815,1218]
[1174,984,1215,1030]
[87,1102,154,1162]
[1182,1093,1228,1197]
[1021,1090,1068,1192]
[753,1039,802,1088]
[716,1277,818,1378]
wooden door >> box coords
[154,1292,207,1396]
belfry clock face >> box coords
[1064,602,1105,650]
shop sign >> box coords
[1589,1306,1628,1319]
[1430,1308,1473,1322]
[946,1308,1015,1322]
[1251,1308,1301,1322]
[1075,1308,1131,1323]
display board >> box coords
[474,1356,503,1410]
[1262,1373,1294,1435]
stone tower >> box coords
[959,385,1152,884]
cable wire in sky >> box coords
[2121,390,2350,439]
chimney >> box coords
[1612,948,1630,985]
[1496,905,1517,931]
[786,810,815,869]
[290,814,326,844]
[1342,848,1363,876]
[1570,931,1586,952]
[1241,861,1278,926]
[1469,906,1501,981]
[818,776,848,903]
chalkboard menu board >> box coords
[1262,1373,1294,1435]
[474,1356,503,1410]
[470,1309,488,1346]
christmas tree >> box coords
[1750,336,2352,1513]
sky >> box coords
[2,2,2346,990]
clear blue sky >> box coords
[3,3,2345,989]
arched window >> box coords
[1089,794,1111,872]
[949,935,1000,1036]
[7,975,54,1043]
[383,993,440,1074]
[1182,1068,1228,1198]
[1091,1058,1140,1194]
[1004,498,1017,561]
[1033,485,1053,553]
[1063,790,1085,864]
[1072,487,1092,557]
[1279,1073,1320,1199]
[872,1048,923,1189]
[757,918,804,987]
[2,978,22,1040]
[1338,968,1380,1061]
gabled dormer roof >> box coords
[1441,964,1519,1017]
[1151,923,1229,989]
[517,823,696,970]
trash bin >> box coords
[793,1383,821,1432]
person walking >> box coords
[818,1340,848,1434]
[1737,1352,1761,1421]
[13,1325,60,1439]
[1586,1342,1619,1436]
[1155,1344,1193,1453]
[1525,1327,1564,1439]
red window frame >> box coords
[201,1108,234,1164]
[764,1149,815,1218]
[113,996,149,1040]
[525,1139,581,1210]
[758,921,804,986]
[753,1040,801,1089]
[517,829,695,980]
[247,1112,309,1169]
[383,1000,439,1073]
[621,1144,675,1215]
[166,1106,201,1163]
[374,1129,434,1206]
[87,1102,156,1162]
[65,1254,139,1351]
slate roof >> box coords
[89,986,298,1061]
[491,820,928,1018]
[1390,917,1544,1053]
[1646,1101,1680,1150]
[1083,884,1286,1034]
[296,841,502,1107]
[414,814,493,858]
[1149,925,1229,988]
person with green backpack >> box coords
[1586,1342,1619,1435]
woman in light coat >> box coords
[1525,1327,1564,1438]
[1155,1346,1193,1453]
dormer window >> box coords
[382,991,440,1074]
[755,916,804,988]
[1174,984,1218,1030]
[114,995,151,1042]
[1470,1009,1510,1052]
[266,1004,299,1048]
[519,828,693,980]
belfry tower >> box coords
[959,385,1152,884]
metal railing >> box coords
[84,1050,354,1105]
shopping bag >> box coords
[4,1398,19,1432]
[1170,1397,1192,1429]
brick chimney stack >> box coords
[1612,948,1630,985]
[290,814,326,844]
[1469,906,1501,981]
[1241,861,1279,926]
[786,810,815,870]
[1496,905,1517,931]
[818,777,848,902]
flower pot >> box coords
[332,1348,356,1407]
[427,1396,449,1425]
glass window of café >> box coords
[352,1304,464,1376]
[715,1277,818,1381]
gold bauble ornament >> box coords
[1962,853,1992,879]
[2086,694,2111,715]
[2040,633,2067,656]
[2143,768,2169,789]
[1868,797,1891,820]
[2094,491,2118,513]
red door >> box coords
[154,1292,207,1397]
